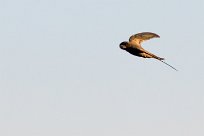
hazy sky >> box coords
[0,0,204,136]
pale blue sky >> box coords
[0,0,204,136]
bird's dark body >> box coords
[125,48,142,57]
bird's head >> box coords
[119,41,128,50]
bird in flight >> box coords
[119,32,177,71]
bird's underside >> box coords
[119,32,178,71]
[125,47,164,61]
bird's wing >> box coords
[129,32,160,45]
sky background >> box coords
[0,0,204,136]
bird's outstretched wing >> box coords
[129,32,160,45]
